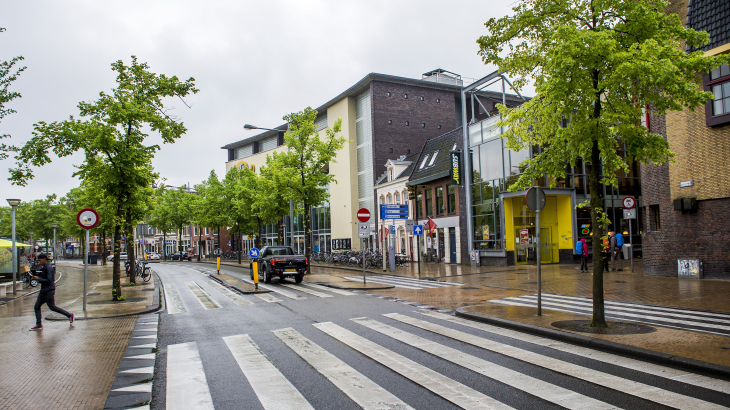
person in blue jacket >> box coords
[30,254,73,330]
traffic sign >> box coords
[525,187,546,212]
[622,196,636,209]
[413,225,424,235]
[249,248,260,258]
[214,248,222,256]
[623,208,636,219]
[357,208,371,222]
[358,222,370,238]
[380,204,409,219]
[76,208,99,230]
[173,240,177,245]
[405,220,414,229]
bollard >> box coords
[252,261,259,291]
[216,256,220,274]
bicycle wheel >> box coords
[142,268,152,282]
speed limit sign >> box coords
[622,196,636,209]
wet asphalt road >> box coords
[148,262,730,410]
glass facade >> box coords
[311,206,331,253]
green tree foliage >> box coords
[192,171,227,252]
[147,185,175,260]
[477,0,730,327]
[0,27,26,160]
[10,56,198,299]
[147,185,193,259]
[267,107,345,272]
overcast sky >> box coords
[1,0,520,202]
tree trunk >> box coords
[126,208,136,283]
[112,202,123,300]
[237,225,242,264]
[304,203,312,274]
[589,69,607,328]
[102,231,107,265]
[163,231,167,260]
[197,224,202,261]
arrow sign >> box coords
[249,248,260,258]
[413,225,423,235]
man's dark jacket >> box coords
[37,263,56,293]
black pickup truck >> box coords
[249,246,308,283]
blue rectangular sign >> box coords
[380,204,409,220]
[413,225,424,235]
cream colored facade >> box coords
[223,97,367,250]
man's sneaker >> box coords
[69,313,74,324]
[30,325,43,331]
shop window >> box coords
[447,185,456,214]
[416,192,423,219]
[705,63,730,127]
[436,187,444,216]
[649,205,661,230]
[425,189,433,216]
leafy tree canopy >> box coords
[0,27,26,160]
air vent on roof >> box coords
[422,69,463,86]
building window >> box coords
[649,205,661,230]
[405,121,409,126]
[387,194,392,204]
[416,192,423,219]
[436,186,444,216]
[388,120,392,124]
[438,125,442,129]
[395,192,400,204]
[436,98,440,103]
[380,195,385,205]
[447,185,456,214]
[425,189,433,216]
[710,64,730,116]
[421,123,426,128]
[389,168,393,180]
[387,92,391,97]
[404,94,408,99]
[420,96,424,101]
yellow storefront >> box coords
[503,190,575,265]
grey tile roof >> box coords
[407,127,463,184]
[397,153,421,179]
[686,0,730,52]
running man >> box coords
[30,253,73,330]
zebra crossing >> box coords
[490,293,730,336]
[160,310,730,409]
[344,274,466,289]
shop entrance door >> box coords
[449,228,456,264]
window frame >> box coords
[447,185,456,214]
[704,67,730,127]
[435,186,444,216]
[425,189,433,216]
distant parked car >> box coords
[170,252,188,261]
[107,252,128,262]
[147,252,160,261]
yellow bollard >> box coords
[252,261,259,291]
[217,256,220,274]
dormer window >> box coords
[420,154,429,169]
[389,168,394,181]
[428,151,439,166]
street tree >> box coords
[148,185,175,260]
[0,27,26,160]
[10,56,197,299]
[193,171,227,253]
[477,0,730,327]
[267,107,345,272]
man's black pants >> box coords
[580,254,588,271]
[35,290,71,325]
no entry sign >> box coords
[356,208,371,223]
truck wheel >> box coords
[295,273,304,283]
[263,266,272,284]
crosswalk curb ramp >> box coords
[159,310,730,409]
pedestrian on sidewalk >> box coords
[577,238,588,272]
[30,253,73,330]
[601,233,610,272]
[610,232,623,271]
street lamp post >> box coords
[29,231,33,253]
[6,199,21,295]
[51,223,58,269]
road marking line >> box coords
[418,310,730,394]
[164,283,186,314]
[352,317,613,409]
[492,298,730,334]
[113,383,152,393]
[128,343,157,349]
[135,327,158,331]
[239,278,308,300]
[344,277,423,289]
[279,283,333,298]
[132,335,157,339]
[166,342,214,410]
[524,294,730,325]
[547,294,730,320]
[314,322,513,410]
[385,313,728,409]
[273,327,414,410]
[254,293,282,303]
[206,279,253,306]
[301,283,356,296]
[224,334,314,410]
[120,366,154,374]
[124,353,156,360]
[185,281,222,310]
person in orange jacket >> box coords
[601,233,611,272]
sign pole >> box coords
[629,220,633,273]
[362,238,366,285]
[249,247,260,291]
[535,208,542,316]
[84,229,89,311]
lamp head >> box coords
[243,124,257,130]
[6,199,21,207]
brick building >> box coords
[641,0,730,279]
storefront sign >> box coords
[482,225,490,240]
[236,161,256,172]
[520,229,529,244]
[678,259,701,279]
[450,151,462,186]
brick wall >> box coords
[370,81,458,178]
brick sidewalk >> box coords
[0,263,154,409]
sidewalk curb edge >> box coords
[455,306,730,378]
[207,272,272,294]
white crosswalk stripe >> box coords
[384,313,727,409]
[490,294,730,336]
[238,278,308,300]
[279,283,334,297]
[206,279,253,306]
[185,281,222,309]
[158,313,730,410]
[345,275,465,289]
[301,283,356,296]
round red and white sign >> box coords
[77,208,100,229]
[622,196,636,209]
[356,208,371,223]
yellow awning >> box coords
[0,238,32,247]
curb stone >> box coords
[206,273,272,294]
[455,306,730,378]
